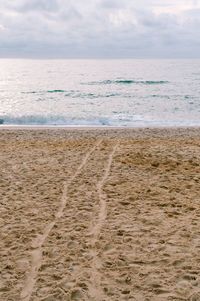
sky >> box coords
[0,0,200,58]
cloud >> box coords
[0,0,200,58]
[109,10,137,26]
[3,0,59,13]
[0,24,6,30]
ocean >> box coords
[0,59,200,127]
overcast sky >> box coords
[0,0,200,58]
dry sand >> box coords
[0,127,200,300]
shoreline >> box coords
[1,125,200,140]
[1,125,200,129]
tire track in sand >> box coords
[20,139,102,301]
[88,142,119,301]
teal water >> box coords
[0,59,200,126]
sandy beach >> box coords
[0,127,200,300]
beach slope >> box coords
[0,127,200,300]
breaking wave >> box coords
[22,90,120,99]
[22,90,67,94]
[0,114,198,127]
[83,80,169,85]
[0,114,145,126]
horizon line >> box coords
[0,57,200,60]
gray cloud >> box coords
[15,0,59,13]
[0,0,200,58]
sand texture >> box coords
[0,127,200,300]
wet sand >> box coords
[0,127,200,300]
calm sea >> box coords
[0,59,200,126]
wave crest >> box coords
[84,80,169,85]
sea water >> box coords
[0,59,200,126]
